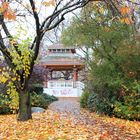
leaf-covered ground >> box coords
[0,98,140,140]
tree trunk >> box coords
[17,84,32,121]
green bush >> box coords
[88,61,140,120]
[0,92,18,114]
[87,93,96,112]
[85,61,124,116]
[0,94,10,114]
[87,93,115,115]
[114,99,140,121]
[113,82,140,120]
[29,86,43,95]
[0,82,19,114]
[0,84,58,114]
[31,92,58,109]
[80,89,91,108]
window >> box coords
[57,49,61,52]
[66,49,69,52]
[53,49,56,52]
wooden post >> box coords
[73,68,78,81]
[73,67,78,88]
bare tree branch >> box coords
[41,0,89,32]
[29,0,40,35]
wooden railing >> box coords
[44,80,84,89]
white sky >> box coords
[1,0,80,46]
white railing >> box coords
[47,80,84,89]
[75,81,85,89]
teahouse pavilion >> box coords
[39,44,85,97]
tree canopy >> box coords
[61,1,140,120]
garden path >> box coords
[48,97,80,116]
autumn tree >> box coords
[61,0,140,61]
[0,0,138,121]
[0,0,94,121]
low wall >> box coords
[43,88,83,97]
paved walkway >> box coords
[48,97,81,116]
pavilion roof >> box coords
[39,44,84,70]
[39,53,84,70]
[40,58,83,65]
[47,44,75,50]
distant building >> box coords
[39,44,85,97]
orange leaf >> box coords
[121,17,133,25]
[3,10,16,20]
[2,2,16,20]
[2,2,9,10]
[120,6,131,15]
[42,0,55,7]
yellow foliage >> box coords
[0,76,7,83]
[11,77,16,81]
[0,7,4,13]
[120,17,133,25]
[5,82,19,113]
[9,37,33,79]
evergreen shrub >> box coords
[31,92,58,109]
[80,89,91,108]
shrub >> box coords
[114,99,140,121]
[86,61,123,116]
[87,93,115,115]
[113,82,140,120]
[88,64,140,120]
[29,85,49,109]
[31,92,58,109]
[0,92,18,114]
[80,89,91,108]
[87,93,96,112]
[0,82,19,114]
[29,86,43,95]
[0,83,58,114]
[0,94,11,114]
